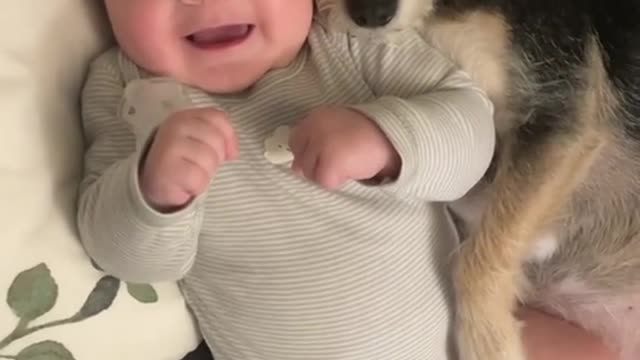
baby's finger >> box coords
[213,117,239,161]
[301,144,321,182]
[289,125,310,176]
[288,122,309,157]
[291,156,304,177]
[181,135,223,178]
[195,108,238,160]
[225,130,240,161]
[314,156,345,190]
[175,158,212,198]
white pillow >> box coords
[0,2,200,359]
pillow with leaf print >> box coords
[0,1,200,359]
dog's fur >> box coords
[318,0,640,359]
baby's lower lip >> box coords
[187,24,254,50]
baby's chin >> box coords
[191,75,260,95]
[180,65,269,95]
[179,53,300,95]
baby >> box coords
[78,0,495,359]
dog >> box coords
[317,0,640,359]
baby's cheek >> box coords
[116,7,181,75]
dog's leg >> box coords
[453,125,606,360]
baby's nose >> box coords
[345,0,398,28]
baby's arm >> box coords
[346,32,495,201]
[77,51,203,283]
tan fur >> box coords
[423,12,516,134]
[453,38,618,359]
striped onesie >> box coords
[78,18,495,360]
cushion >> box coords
[0,2,200,359]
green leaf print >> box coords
[72,275,120,321]
[2,263,159,356]
[6,264,58,321]
[89,257,159,304]
[15,341,74,360]
[126,283,158,304]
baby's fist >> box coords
[140,107,238,212]
[289,106,400,190]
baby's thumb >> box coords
[314,158,344,190]
[288,123,308,156]
[225,133,240,161]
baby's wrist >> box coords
[378,151,402,180]
[353,110,402,183]
[362,149,401,186]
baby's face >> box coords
[105,0,313,93]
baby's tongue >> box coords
[191,25,250,44]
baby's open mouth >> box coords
[187,24,253,49]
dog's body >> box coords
[320,0,640,358]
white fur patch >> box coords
[526,229,559,262]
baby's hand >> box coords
[140,107,239,212]
[289,106,400,190]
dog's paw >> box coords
[453,244,527,360]
[455,310,526,360]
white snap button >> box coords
[264,125,294,165]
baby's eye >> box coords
[128,106,136,116]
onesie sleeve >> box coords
[77,49,203,283]
[345,31,496,202]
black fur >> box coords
[345,0,640,356]
[347,0,640,141]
